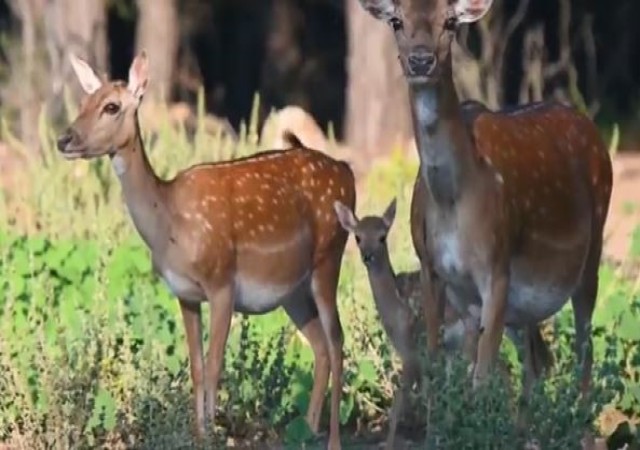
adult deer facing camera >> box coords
[56,51,356,450]
[357,0,613,394]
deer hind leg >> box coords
[179,300,206,439]
[571,235,602,395]
[311,257,344,450]
[202,283,234,430]
[283,294,330,434]
[522,324,554,398]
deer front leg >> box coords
[179,300,205,439]
[473,273,508,387]
[386,349,419,450]
[421,266,444,355]
[203,283,234,430]
[384,309,419,450]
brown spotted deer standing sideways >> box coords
[56,52,355,450]
[334,198,470,448]
[357,0,613,394]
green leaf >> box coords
[91,387,117,432]
[618,313,640,341]
[355,359,377,388]
[339,393,354,425]
[284,416,314,444]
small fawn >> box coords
[358,0,613,395]
[56,51,356,450]
[334,198,470,448]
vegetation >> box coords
[1,97,639,449]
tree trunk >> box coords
[344,0,412,158]
[44,0,107,122]
[17,0,40,154]
[135,0,178,103]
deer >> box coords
[356,0,613,399]
[56,51,356,450]
[334,197,472,448]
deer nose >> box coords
[407,47,436,77]
[56,131,74,152]
[362,252,374,265]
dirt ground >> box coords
[604,152,640,265]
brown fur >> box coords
[58,52,355,450]
[359,0,613,401]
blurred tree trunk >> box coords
[44,0,108,119]
[8,0,43,154]
[344,0,411,157]
[135,0,178,103]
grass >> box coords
[0,93,639,449]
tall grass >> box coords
[0,92,637,449]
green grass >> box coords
[1,94,639,449]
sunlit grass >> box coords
[0,91,638,449]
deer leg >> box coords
[386,346,419,450]
[571,237,602,395]
[473,273,508,387]
[178,299,205,439]
[203,283,234,429]
[522,324,553,398]
[283,294,330,434]
[421,266,444,355]
[312,259,344,450]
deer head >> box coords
[334,198,397,270]
[56,51,149,160]
[357,0,493,84]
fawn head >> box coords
[57,51,149,160]
[357,0,493,84]
[334,198,397,270]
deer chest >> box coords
[430,230,469,283]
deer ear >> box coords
[382,198,397,229]
[127,50,149,102]
[357,0,398,22]
[69,53,102,95]
[454,0,493,24]
[333,201,358,233]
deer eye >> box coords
[102,102,121,115]
[379,234,387,243]
[389,17,403,32]
[355,235,361,244]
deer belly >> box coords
[233,272,310,314]
[505,281,572,326]
[161,269,206,302]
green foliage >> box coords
[0,99,638,449]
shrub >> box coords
[0,94,637,449]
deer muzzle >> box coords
[56,128,84,159]
[406,46,437,79]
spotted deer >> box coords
[334,197,470,448]
[357,0,613,394]
[56,51,356,450]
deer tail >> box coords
[282,129,306,149]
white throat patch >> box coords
[111,154,127,176]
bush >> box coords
[0,94,638,449]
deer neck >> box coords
[366,252,404,329]
[111,118,169,251]
[408,56,478,207]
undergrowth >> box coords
[0,93,638,449]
